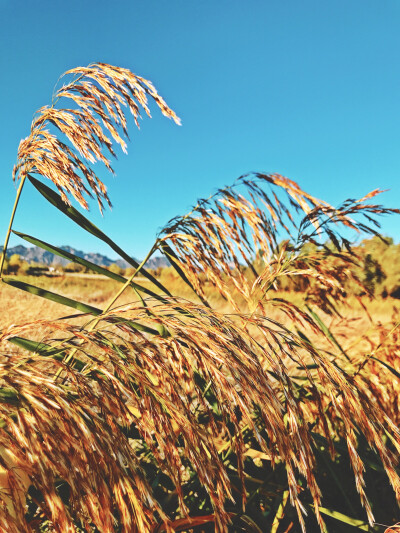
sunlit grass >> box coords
[1,62,400,532]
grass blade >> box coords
[371,356,400,380]
[160,241,210,307]
[13,230,167,302]
[28,175,171,296]
[3,280,162,336]
[0,387,19,405]
[306,305,351,361]
[316,506,371,531]
[9,336,65,357]
[108,316,164,336]
[8,336,86,371]
[3,278,102,315]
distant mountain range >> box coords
[1,245,169,270]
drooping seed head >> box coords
[13,63,180,212]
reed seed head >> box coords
[13,63,180,212]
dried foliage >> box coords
[159,173,398,315]
[0,349,165,533]
[354,306,400,427]
[2,290,400,532]
[1,62,400,532]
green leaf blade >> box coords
[160,241,210,307]
[371,356,400,380]
[13,230,171,304]
[28,175,172,296]
[3,278,102,315]
[8,336,86,371]
[306,305,351,361]
[317,506,371,531]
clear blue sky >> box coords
[1,0,399,259]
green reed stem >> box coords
[56,241,160,377]
[0,77,66,280]
[0,175,27,279]
[96,241,159,319]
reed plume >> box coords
[2,288,400,532]
[12,63,180,212]
[159,173,397,315]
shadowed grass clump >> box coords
[1,62,400,532]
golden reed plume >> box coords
[12,63,180,212]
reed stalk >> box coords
[57,241,160,374]
[0,175,27,278]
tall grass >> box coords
[1,63,400,532]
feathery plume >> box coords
[13,63,180,212]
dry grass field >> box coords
[2,272,398,360]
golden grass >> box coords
[2,62,400,532]
[13,64,180,212]
[1,273,398,360]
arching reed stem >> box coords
[0,174,27,278]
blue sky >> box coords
[1,0,399,259]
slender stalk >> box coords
[0,79,65,280]
[0,175,27,278]
[56,241,160,376]
[96,240,159,319]
[270,490,289,533]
